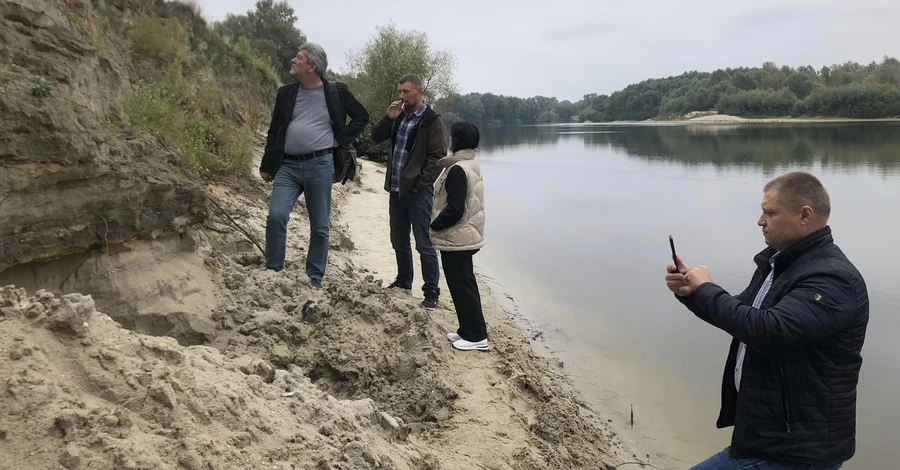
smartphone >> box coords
[669,235,679,272]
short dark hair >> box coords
[764,171,831,219]
[450,122,480,153]
[398,74,423,90]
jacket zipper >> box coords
[778,364,792,434]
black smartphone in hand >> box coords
[669,235,679,272]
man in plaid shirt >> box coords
[372,74,449,310]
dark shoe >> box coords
[421,292,439,310]
[387,280,411,290]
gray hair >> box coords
[399,74,423,90]
[299,42,328,77]
[764,171,831,219]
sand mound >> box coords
[0,285,440,470]
[688,114,747,122]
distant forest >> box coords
[435,57,900,124]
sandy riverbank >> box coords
[682,114,900,123]
[0,155,638,469]
[340,159,649,468]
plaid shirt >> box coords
[390,104,428,192]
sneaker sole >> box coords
[452,344,489,352]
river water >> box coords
[475,122,900,469]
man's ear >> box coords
[799,205,814,225]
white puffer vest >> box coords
[430,149,485,251]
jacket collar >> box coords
[754,225,833,275]
[437,149,476,168]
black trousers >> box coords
[440,249,487,342]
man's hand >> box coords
[684,265,713,290]
[666,255,693,296]
[387,101,402,120]
[260,171,274,183]
[333,139,340,148]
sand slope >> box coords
[0,159,630,469]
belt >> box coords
[284,148,332,161]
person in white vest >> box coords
[430,122,488,351]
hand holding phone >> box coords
[667,235,693,296]
[669,235,679,272]
[669,235,690,274]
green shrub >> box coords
[127,15,188,62]
[125,82,259,176]
[31,77,54,98]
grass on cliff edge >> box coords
[118,7,278,176]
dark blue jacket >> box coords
[678,226,869,465]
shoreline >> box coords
[673,116,900,124]
[567,116,900,125]
[472,259,674,467]
[343,160,657,467]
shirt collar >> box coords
[404,103,427,119]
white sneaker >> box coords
[447,333,462,342]
[452,338,489,351]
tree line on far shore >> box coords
[439,58,900,124]
[213,1,900,138]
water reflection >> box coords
[480,123,900,173]
[475,121,900,468]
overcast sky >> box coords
[197,0,900,102]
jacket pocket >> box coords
[778,363,793,434]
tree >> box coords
[785,73,815,99]
[760,61,787,90]
[538,110,559,123]
[347,24,456,110]
[709,69,730,85]
[553,100,577,122]
[214,0,306,81]
[345,23,457,156]
[731,70,759,91]
[871,56,900,85]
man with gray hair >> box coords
[260,43,369,288]
[372,74,448,310]
[665,171,869,469]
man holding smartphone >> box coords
[666,172,869,469]
[372,74,448,310]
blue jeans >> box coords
[265,156,334,285]
[690,448,843,470]
[389,191,440,295]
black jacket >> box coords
[678,226,869,465]
[260,79,369,183]
[371,106,447,197]
[430,166,466,231]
